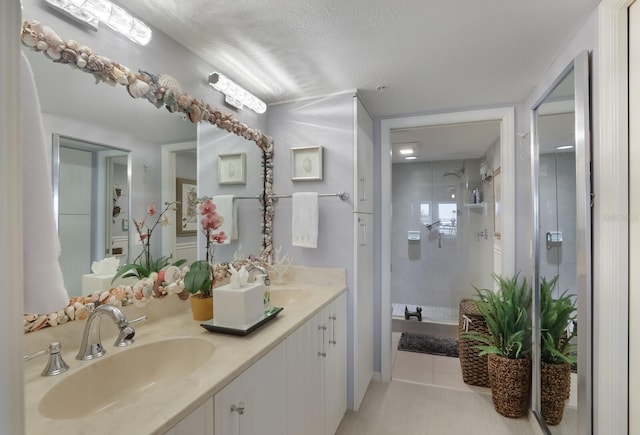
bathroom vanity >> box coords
[23,267,347,435]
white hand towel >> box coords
[212,195,237,243]
[292,192,318,248]
[21,52,70,314]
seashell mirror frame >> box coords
[21,19,275,332]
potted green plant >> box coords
[539,275,577,425]
[462,273,532,418]
[184,198,227,321]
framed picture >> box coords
[176,178,198,236]
[493,167,502,240]
[291,146,323,181]
[218,153,247,185]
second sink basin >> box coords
[269,288,313,307]
[39,337,214,420]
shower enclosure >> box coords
[391,158,494,331]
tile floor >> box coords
[336,332,577,435]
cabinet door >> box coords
[354,97,374,213]
[353,213,374,410]
[165,397,214,435]
[214,345,286,435]
[286,310,325,435]
[324,293,347,435]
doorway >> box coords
[380,107,516,382]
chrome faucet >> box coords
[24,342,69,376]
[76,304,146,361]
[247,264,271,286]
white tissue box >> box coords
[213,282,265,328]
[82,274,116,296]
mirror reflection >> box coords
[533,52,590,434]
[197,123,265,263]
[53,134,131,297]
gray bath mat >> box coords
[398,332,459,358]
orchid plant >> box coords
[112,201,186,283]
[184,198,227,298]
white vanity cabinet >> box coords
[164,397,214,435]
[286,293,347,435]
[214,344,287,435]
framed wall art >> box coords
[291,146,323,181]
[176,177,198,236]
[217,153,247,185]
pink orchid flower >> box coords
[201,212,224,231]
[211,231,227,244]
[147,203,157,216]
[199,199,216,215]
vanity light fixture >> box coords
[480,162,493,182]
[555,145,575,150]
[45,0,152,45]
[208,72,267,114]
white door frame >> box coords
[161,141,197,261]
[596,0,632,433]
[380,107,515,381]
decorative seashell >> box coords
[75,305,89,321]
[60,48,77,64]
[35,40,48,51]
[188,105,202,123]
[164,266,181,284]
[42,25,63,49]
[149,272,158,282]
[57,310,69,325]
[21,26,39,47]
[66,39,79,50]
[165,282,179,294]
[24,314,38,322]
[142,284,153,298]
[99,291,110,304]
[47,313,58,327]
[110,66,127,85]
[65,305,75,321]
[46,46,61,60]
[158,73,183,95]
[177,288,190,301]
[28,316,49,332]
[87,54,106,71]
[127,79,150,98]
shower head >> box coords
[442,161,466,178]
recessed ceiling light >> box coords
[399,149,414,155]
[405,156,417,160]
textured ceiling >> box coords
[126,0,600,118]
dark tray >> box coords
[200,306,284,336]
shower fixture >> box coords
[443,161,466,178]
[424,220,441,231]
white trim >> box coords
[380,107,516,382]
[596,0,631,433]
[1,2,24,434]
[161,141,197,261]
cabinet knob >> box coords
[231,402,245,415]
[318,325,327,331]
[318,352,327,358]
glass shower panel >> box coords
[391,158,494,324]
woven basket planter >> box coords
[541,361,571,425]
[458,299,490,387]
[487,354,531,418]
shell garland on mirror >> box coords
[23,260,265,334]
[20,20,273,153]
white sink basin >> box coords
[269,288,313,307]
[39,337,214,419]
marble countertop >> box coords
[23,266,346,435]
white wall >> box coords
[267,92,357,403]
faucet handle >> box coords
[129,315,147,325]
[24,342,69,376]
